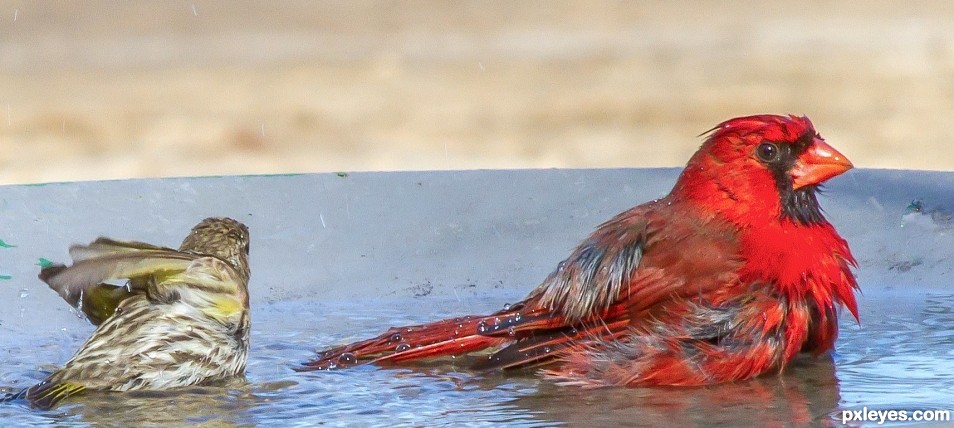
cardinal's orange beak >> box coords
[790,139,853,189]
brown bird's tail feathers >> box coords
[1,380,86,410]
[300,303,631,372]
[24,380,86,410]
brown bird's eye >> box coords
[756,143,780,163]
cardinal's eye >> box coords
[756,143,780,163]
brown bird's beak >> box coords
[790,139,853,189]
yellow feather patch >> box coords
[27,380,86,410]
[200,295,243,321]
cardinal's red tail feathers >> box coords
[301,301,635,372]
[299,304,556,371]
[300,314,494,370]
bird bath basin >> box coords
[1,168,952,426]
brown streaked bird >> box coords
[302,115,860,388]
[13,217,251,409]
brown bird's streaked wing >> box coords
[40,250,200,310]
[40,238,188,316]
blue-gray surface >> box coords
[0,168,952,426]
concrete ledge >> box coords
[0,168,951,335]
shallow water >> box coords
[1,287,952,427]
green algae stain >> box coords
[22,181,72,187]
[251,173,307,179]
[0,239,16,248]
[0,274,11,280]
[37,258,55,269]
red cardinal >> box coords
[302,114,859,386]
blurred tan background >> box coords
[1,1,953,185]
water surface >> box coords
[1,286,952,427]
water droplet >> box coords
[502,302,512,310]
[457,323,464,329]
[187,326,194,332]
[543,347,552,354]
[389,333,402,342]
[19,288,28,298]
[477,321,489,333]
[557,261,567,272]
[568,328,579,336]
[513,312,522,322]
[395,342,411,352]
[508,327,515,336]
[338,352,357,365]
